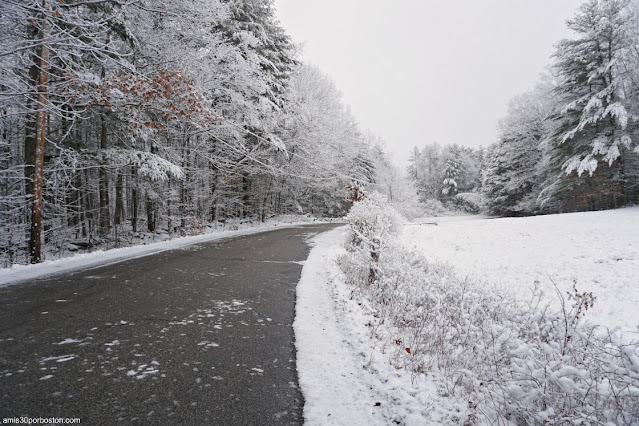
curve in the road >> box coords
[0,223,340,425]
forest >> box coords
[0,0,394,266]
[409,0,639,216]
[2,0,639,267]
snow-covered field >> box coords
[403,207,639,335]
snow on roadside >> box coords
[295,227,467,426]
[296,207,639,425]
[403,207,639,335]
[0,219,327,288]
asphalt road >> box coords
[0,223,341,425]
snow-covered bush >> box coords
[345,192,403,251]
[344,192,404,285]
[386,201,422,221]
[392,199,459,220]
[419,198,448,216]
[446,192,482,214]
[338,202,639,424]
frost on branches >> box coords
[344,193,403,285]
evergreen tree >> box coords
[215,0,298,216]
[219,0,297,110]
[441,147,461,197]
[483,81,556,214]
[546,0,639,209]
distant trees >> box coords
[365,137,418,206]
[0,0,381,265]
[408,143,443,200]
[408,0,639,216]
[274,64,375,216]
[408,143,483,203]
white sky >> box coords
[273,0,586,167]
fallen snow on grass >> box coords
[404,207,639,335]
[0,218,329,288]
[295,228,467,425]
[297,206,639,425]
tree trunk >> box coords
[83,168,94,239]
[99,113,110,236]
[180,182,186,230]
[209,164,217,222]
[28,15,50,264]
[114,171,123,225]
[242,173,251,218]
[618,154,628,206]
[72,173,82,237]
[131,167,138,232]
[146,196,155,232]
[167,198,172,234]
[24,65,38,206]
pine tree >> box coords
[532,0,639,212]
[441,147,461,197]
[550,0,639,203]
[221,0,297,109]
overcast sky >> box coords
[273,0,586,167]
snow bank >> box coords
[295,228,382,425]
[296,229,469,425]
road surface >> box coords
[0,223,340,425]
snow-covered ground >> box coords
[296,207,639,425]
[0,217,329,288]
[296,228,469,425]
[403,207,639,335]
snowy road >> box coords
[0,223,339,425]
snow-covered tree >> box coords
[483,78,558,214]
[555,0,638,174]
[525,0,639,212]
[408,142,445,200]
[275,64,373,216]
[546,0,639,209]
[0,0,135,262]
[220,0,297,110]
[441,148,461,197]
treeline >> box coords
[411,0,639,215]
[0,0,383,265]
[408,143,484,202]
